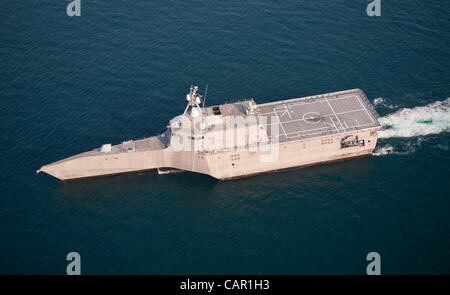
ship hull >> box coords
[37,88,381,181]
[205,128,379,180]
[221,151,373,180]
[38,127,379,181]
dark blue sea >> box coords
[1,1,449,274]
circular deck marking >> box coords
[303,112,322,124]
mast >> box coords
[202,84,208,109]
[183,85,204,117]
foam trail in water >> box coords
[373,142,418,157]
[373,97,398,109]
[378,98,450,138]
[373,144,395,156]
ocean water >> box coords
[0,1,449,274]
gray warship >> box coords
[37,86,381,180]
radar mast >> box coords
[183,85,204,117]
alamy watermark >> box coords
[367,0,381,17]
[66,252,81,275]
[366,252,381,275]
[67,0,81,17]
[170,114,280,162]
[67,1,380,18]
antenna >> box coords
[202,84,208,108]
[183,85,204,117]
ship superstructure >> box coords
[37,86,381,180]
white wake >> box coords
[373,98,450,156]
[373,97,398,109]
[373,144,395,156]
[377,98,450,138]
[373,142,421,157]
